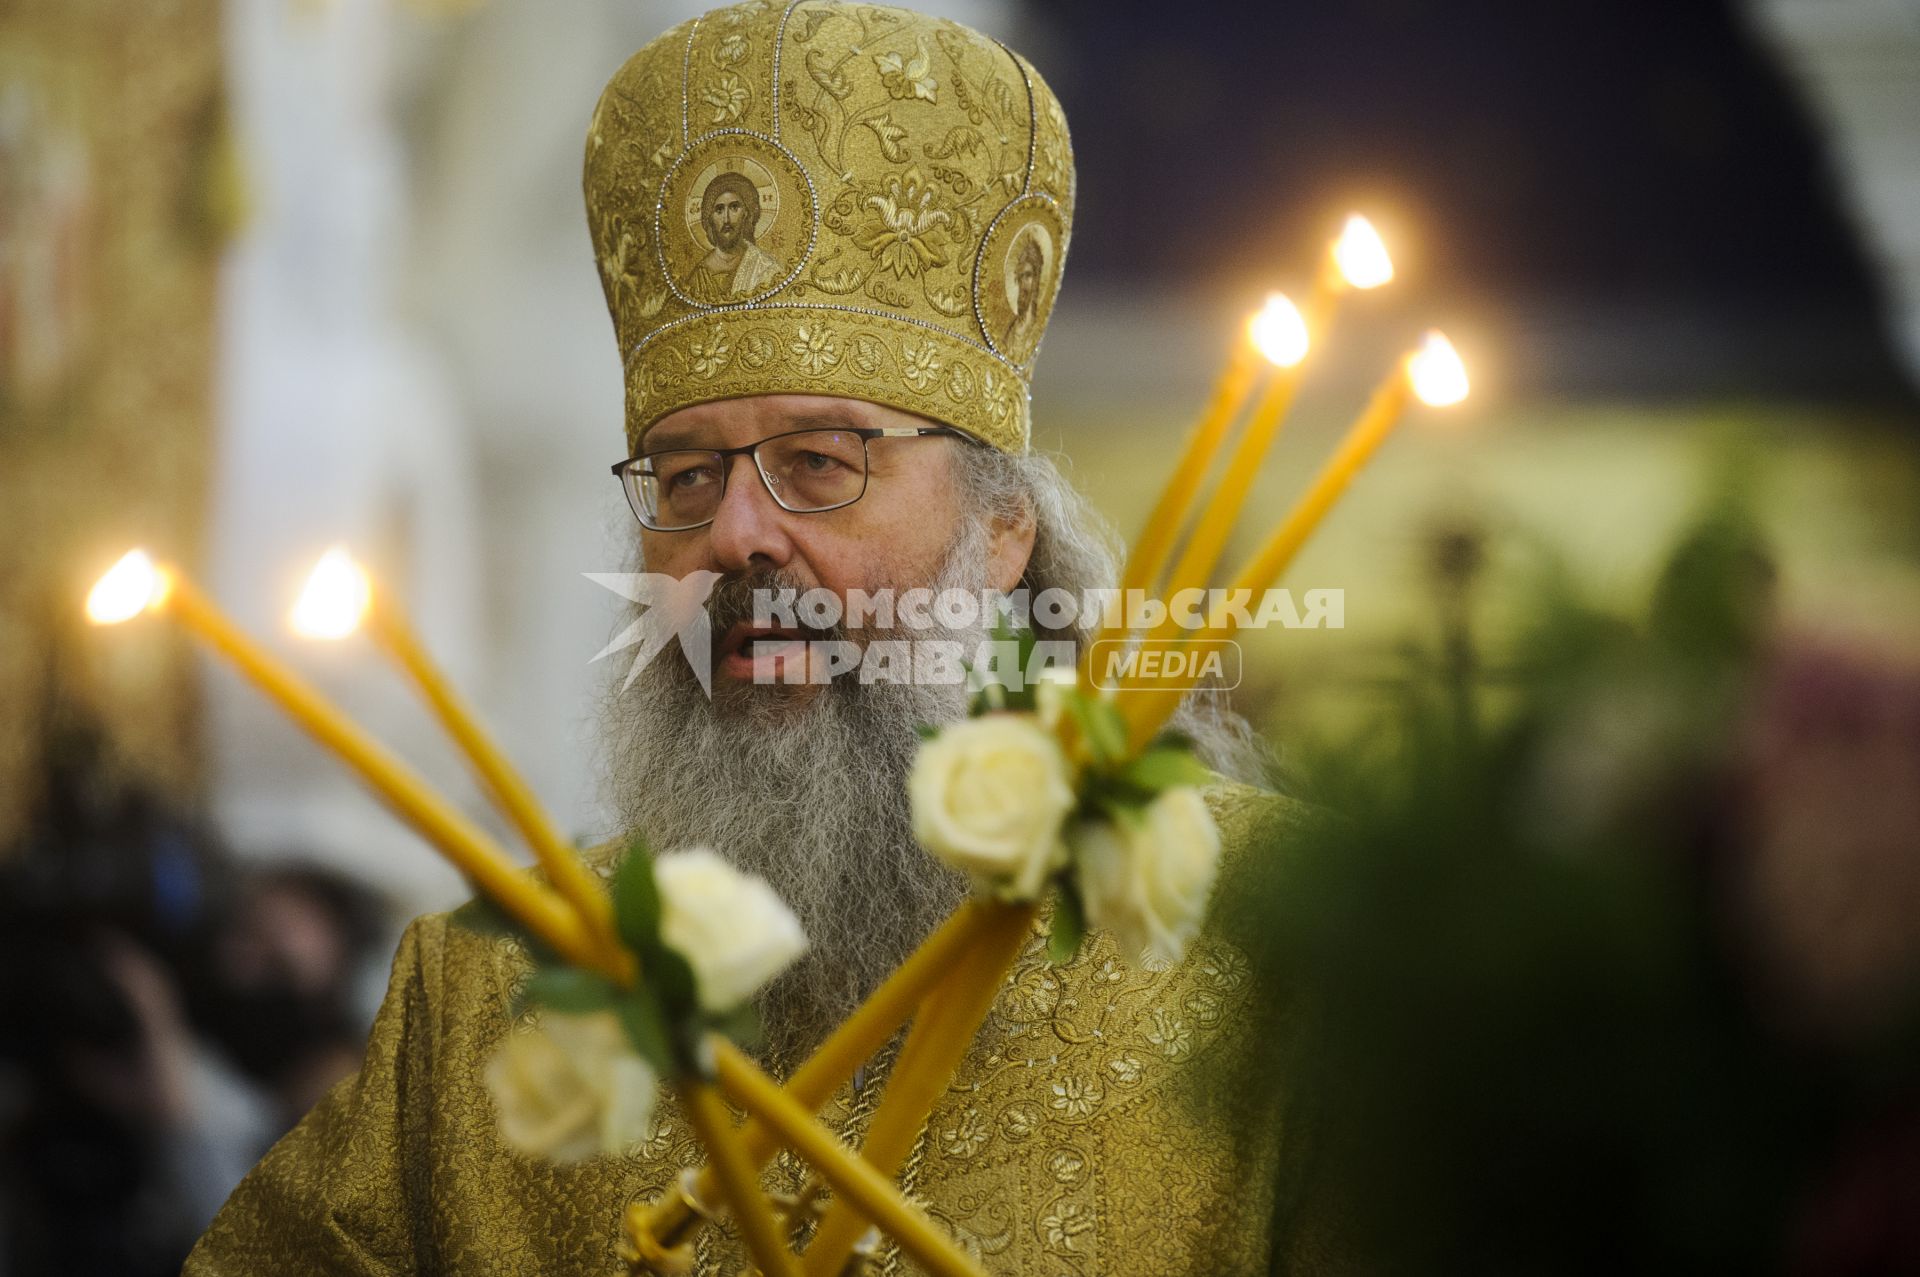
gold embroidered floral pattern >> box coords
[998,1100,1042,1143]
[595,212,649,319]
[701,74,749,123]
[941,1108,988,1158]
[1041,1201,1095,1252]
[859,114,911,163]
[981,367,1017,427]
[789,323,839,373]
[1185,988,1224,1028]
[1202,948,1250,991]
[875,39,936,102]
[166,783,1308,1274]
[941,359,975,404]
[854,167,953,279]
[900,338,941,391]
[925,281,969,317]
[1007,965,1060,1019]
[1146,1006,1193,1060]
[739,329,777,369]
[1048,1146,1089,1185]
[848,332,887,377]
[688,326,732,378]
[625,308,1027,453]
[1049,1074,1103,1119]
[582,1,1077,455]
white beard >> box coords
[599,535,990,1066]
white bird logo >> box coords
[583,570,724,694]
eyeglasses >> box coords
[612,425,962,531]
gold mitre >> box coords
[585,0,1075,455]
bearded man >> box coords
[187,4,1319,1274]
[688,171,782,302]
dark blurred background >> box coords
[1037,0,1913,401]
[2,0,1917,1271]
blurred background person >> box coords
[185,863,389,1126]
[0,719,392,1276]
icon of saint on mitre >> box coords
[977,202,1061,368]
[999,221,1053,362]
[682,166,784,305]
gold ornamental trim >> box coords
[587,0,1076,454]
[624,304,1029,455]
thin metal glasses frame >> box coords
[611,425,963,531]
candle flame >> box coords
[1407,330,1470,407]
[87,549,166,624]
[1248,292,1310,367]
[1332,215,1393,290]
[291,546,373,639]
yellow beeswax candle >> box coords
[1123,331,1468,747]
[713,1041,989,1277]
[679,1078,802,1277]
[1085,215,1391,689]
[1120,334,1263,602]
[636,899,1002,1252]
[87,551,601,971]
[292,547,624,970]
[800,901,1036,1277]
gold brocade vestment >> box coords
[185,785,1318,1275]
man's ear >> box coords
[985,502,1037,594]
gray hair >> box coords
[949,440,1275,788]
[600,431,1273,1063]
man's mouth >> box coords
[716,622,809,681]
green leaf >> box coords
[1078,773,1152,821]
[1146,727,1197,754]
[1047,880,1087,965]
[521,966,622,1015]
[984,610,1043,712]
[1006,661,1039,715]
[1015,621,1039,670]
[1069,693,1129,766]
[611,840,663,954]
[616,991,676,1075]
[711,1003,765,1053]
[1091,791,1153,824]
[1122,747,1215,793]
[646,943,701,1023]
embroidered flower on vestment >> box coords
[703,75,749,124]
[789,324,840,374]
[875,41,936,102]
[854,168,953,279]
[900,339,942,391]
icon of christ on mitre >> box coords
[186,3,1318,1273]
[685,168,785,304]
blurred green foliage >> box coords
[1213,483,1920,1274]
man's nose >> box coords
[706,454,796,573]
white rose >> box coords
[1072,787,1221,965]
[484,1009,656,1162]
[655,848,809,1014]
[909,713,1077,898]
